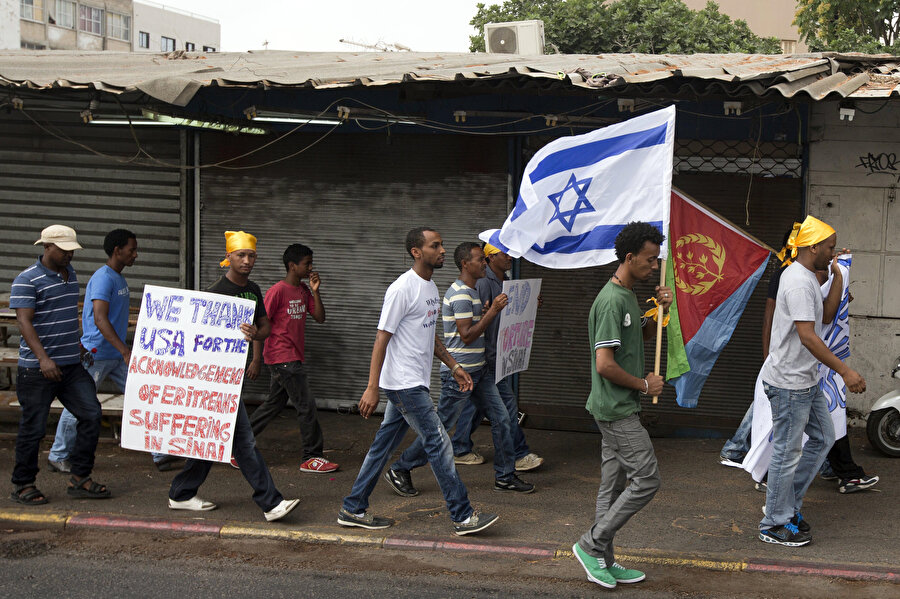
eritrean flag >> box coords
[665,189,772,408]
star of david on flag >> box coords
[481,106,675,269]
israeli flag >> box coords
[480,106,675,269]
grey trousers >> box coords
[577,413,660,565]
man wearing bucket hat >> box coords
[166,230,299,522]
[758,215,866,547]
[10,225,111,504]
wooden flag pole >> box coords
[652,258,666,404]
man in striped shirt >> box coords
[385,242,534,496]
[10,225,110,505]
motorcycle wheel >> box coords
[866,408,900,457]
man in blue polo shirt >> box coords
[10,225,111,505]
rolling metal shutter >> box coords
[0,110,187,303]
[518,172,802,435]
[198,131,509,409]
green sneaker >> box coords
[609,562,646,583]
[572,543,616,588]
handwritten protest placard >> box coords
[120,285,254,463]
[496,278,541,381]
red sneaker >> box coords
[300,457,339,473]
[229,457,240,469]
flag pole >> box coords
[652,259,666,404]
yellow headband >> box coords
[775,222,801,266]
[219,230,257,267]
[483,243,501,257]
[781,216,835,264]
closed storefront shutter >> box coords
[518,172,802,435]
[1,110,186,305]
[198,132,509,409]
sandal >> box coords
[10,484,49,505]
[67,476,111,499]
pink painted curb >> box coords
[384,535,558,558]
[745,559,899,582]
[67,514,222,535]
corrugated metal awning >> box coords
[2,49,899,107]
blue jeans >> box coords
[452,365,530,460]
[760,382,835,531]
[720,404,753,461]
[49,359,166,463]
[393,368,515,479]
[169,399,284,512]
[12,364,101,485]
[342,386,472,523]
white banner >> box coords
[120,285,254,463]
[495,279,541,381]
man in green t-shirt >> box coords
[572,222,673,589]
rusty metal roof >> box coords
[1,49,899,106]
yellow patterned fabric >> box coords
[219,230,257,267]
[483,243,501,257]
[643,297,670,327]
[782,216,835,263]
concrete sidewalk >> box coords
[0,410,897,582]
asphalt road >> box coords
[1,527,897,598]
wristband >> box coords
[451,363,462,375]
[639,378,649,395]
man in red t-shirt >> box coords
[249,243,338,474]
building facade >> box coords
[681,0,807,53]
[133,1,219,53]
[13,0,218,51]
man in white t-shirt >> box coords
[338,227,500,537]
[757,215,866,547]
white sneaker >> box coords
[515,453,544,472]
[454,451,484,465]
[265,498,300,522]
[168,496,217,511]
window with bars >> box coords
[161,36,176,51]
[674,139,802,178]
[20,0,44,22]
[78,4,103,35]
[53,0,75,28]
[107,12,130,41]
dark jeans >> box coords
[12,364,101,485]
[827,434,866,480]
[342,386,472,523]
[250,362,324,460]
[451,364,530,460]
[169,399,283,512]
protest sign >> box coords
[496,279,541,381]
[120,285,254,463]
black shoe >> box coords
[453,511,499,536]
[47,459,71,473]
[790,512,811,533]
[155,455,182,472]
[384,469,419,497]
[494,474,535,493]
[337,508,394,530]
[759,523,811,546]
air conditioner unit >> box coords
[484,20,545,55]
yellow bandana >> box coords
[775,222,801,266]
[781,215,835,264]
[219,230,257,267]
[483,243,501,257]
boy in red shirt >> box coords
[249,244,338,473]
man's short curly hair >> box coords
[614,222,665,263]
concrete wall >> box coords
[133,1,219,52]
[808,101,900,418]
[20,1,134,50]
[681,0,806,53]
[0,0,18,49]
